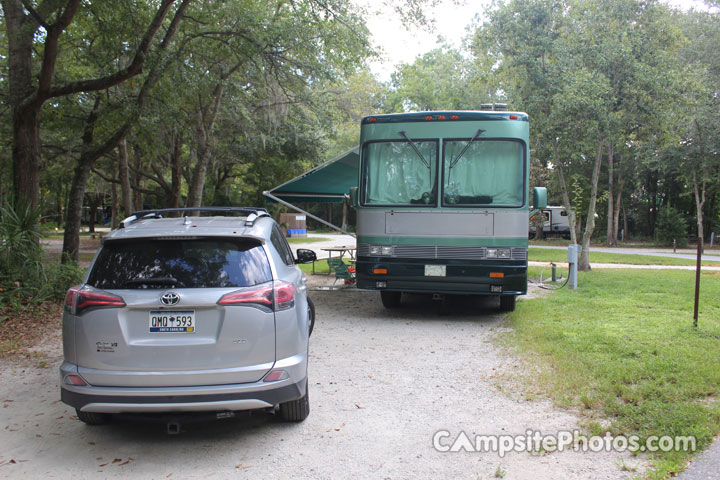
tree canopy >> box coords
[1,0,718,264]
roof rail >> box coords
[119,207,270,229]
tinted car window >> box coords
[88,239,272,289]
[271,226,295,266]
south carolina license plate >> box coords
[149,310,196,333]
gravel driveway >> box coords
[0,273,644,479]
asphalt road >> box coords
[530,244,720,262]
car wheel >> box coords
[76,409,109,425]
[499,295,517,312]
[279,380,310,422]
[307,297,315,337]
[380,291,402,308]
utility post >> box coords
[568,244,581,290]
[693,237,702,327]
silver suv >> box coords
[60,207,317,426]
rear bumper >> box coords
[60,354,307,413]
[356,257,527,295]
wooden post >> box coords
[693,237,702,327]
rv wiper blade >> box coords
[398,131,430,169]
[125,276,179,287]
[449,129,485,169]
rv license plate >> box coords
[149,310,195,333]
[424,265,446,277]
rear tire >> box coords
[499,295,517,312]
[380,291,402,309]
[76,409,109,425]
[278,380,310,422]
[307,297,315,337]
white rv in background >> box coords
[529,206,571,237]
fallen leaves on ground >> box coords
[0,302,62,359]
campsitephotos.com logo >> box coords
[433,429,697,457]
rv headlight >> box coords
[381,246,393,256]
[369,245,381,255]
[498,248,511,259]
[487,248,497,258]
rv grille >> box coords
[358,243,527,261]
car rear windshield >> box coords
[87,238,272,289]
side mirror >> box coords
[295,249,317,264]
[532,187,547,210]
[349,187,358,208]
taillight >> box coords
[64,286,80,312]
[218,281,296,312]
[218,284,274,311]
[274,282,296,311]
[64,286,125,315]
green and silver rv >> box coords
[350,110,546,311]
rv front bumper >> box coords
[355,257,527,295]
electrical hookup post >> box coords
[567,244,581,290]
[693,237,702,327]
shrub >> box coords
[0,200,83,309]
[656,206,688,248]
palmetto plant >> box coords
[0,199,82,308]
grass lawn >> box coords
[286,236,331,244]
[506,268,720,478]
[529,247,720,266]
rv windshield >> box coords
[363,140,438,205]
[443,139,524,207]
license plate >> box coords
[424,265,446,277]
[149,310,196,333]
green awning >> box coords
[266,147,359,203]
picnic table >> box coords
[313,245,357,274]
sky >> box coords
[359,0,714,82]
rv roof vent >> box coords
[494,103,508,111]
[480,103,493,111]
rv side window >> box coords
[560,210,568,216]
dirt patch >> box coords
[0,302,62,363]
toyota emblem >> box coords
[160,292,180,306]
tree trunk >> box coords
[693,120,707,249]
[552,138,578,245]
[649,172,658,237]
[12,108,42,209]
[111,182,119,229]
[3,0,42,208]
[170,133,183,209]
[186,85,224,208]
[186,145,211,207]
[88,195,97,233]
[606,143,615,246]
[579,140,604,271]
[133,144,143,211]
[118,138,134,216]
[55,177,64,224]
[613,166,624,244]
[62,155,94,261]
[613,194,627,240]
[623,202,629,241]
[693,168,705,246]
[62,97,102,262]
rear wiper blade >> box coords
[125,276,179,287]
[398,131,430,169]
